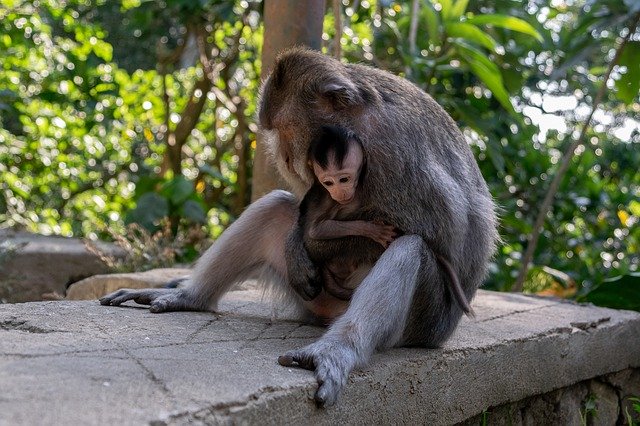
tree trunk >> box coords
[251,0,327,201]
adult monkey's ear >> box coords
[320,78,363,110]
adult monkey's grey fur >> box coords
[100,48,498,407]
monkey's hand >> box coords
[367,222,397,248]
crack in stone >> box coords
[185,318,219,343]
[87,315,179,408]
[281,323,306,340]
[0,318,59,334]
[570,317,611,331]
[0,334,319,359]
[475,303,560,323]
[155,384,310,425]
[235,323,274,351]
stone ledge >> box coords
[0,290,638,425]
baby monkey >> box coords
[295,125,474,316]
[299,125,396,301]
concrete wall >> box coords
[461,368,639,426]
[0,288,638,425]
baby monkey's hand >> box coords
[368,221,397,248]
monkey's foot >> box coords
[278,339,357,407]
[288,261,322,301]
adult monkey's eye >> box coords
[339,177,349,183]
[323,181,333,187]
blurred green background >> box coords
[0,0,638,309]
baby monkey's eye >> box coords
[323,181,333,187]
[339,177,350,183]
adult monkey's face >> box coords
[257,48,367,198]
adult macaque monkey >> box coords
[100,48,498,407]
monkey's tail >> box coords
[436,255,476,318]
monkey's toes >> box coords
[149,301,169,313]
[314,357,348,407]
[99,290,125,305]
[278,350,315,370]
[302,284,322,301]
[277,355,294,366]
[292,280,321,301]
[102,292,134,306]
[314,382,340,407]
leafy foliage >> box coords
[84,221,211,272]
[582,273,640,312]
[1,0,638,309]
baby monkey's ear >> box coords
[319,77,363,110]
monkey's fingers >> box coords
[314,363,343,407]
[99,289,137,306]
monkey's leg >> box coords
[100,190,299,313]
[278,235,423,406]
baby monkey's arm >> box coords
[308,219,397,248]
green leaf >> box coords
[453,41,515,114]
[438,0,454,21]
[180,199,207,224]
[615,42,640,105]
[199,164,233,185]
[584,273,640,312]
[92,40,113,62]
[445,22,498,51]
[423,3,441,47]
[125,192,169,231]
[451,0,469,18]
[160,176,194,206]
[134,176,162,197]
[467,14,543,42]
[485,136,506,175]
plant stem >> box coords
[333,0,342,59]
[512,12,640,292]
[405,0,420,77]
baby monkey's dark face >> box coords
[312,139,363,205]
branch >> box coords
[170,20,247,165]
[159,69,172,175]
[405,0,420,76]
[333,0,342,59]
[156,24,191,66]
[512,12,640,292]
[172,76,213,148]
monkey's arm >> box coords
[309,219,396,247]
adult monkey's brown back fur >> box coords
[260,47,497,346]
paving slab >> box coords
[0,289,638,425]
